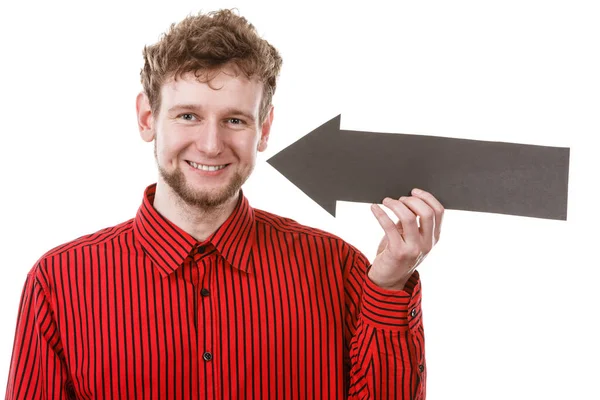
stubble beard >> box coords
[155,142,248,210]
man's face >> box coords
[138,65,272,209]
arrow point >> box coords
[266,114,343,217]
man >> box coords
[5,9,444,400]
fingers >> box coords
[370,203,406,250]
[381,197,421,245]
[371,188,444,258]
[410,188,445,244]
[372,198,424,263]
[397,195,435,250]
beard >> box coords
[155,142,248,209]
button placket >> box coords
[196,250,215,394]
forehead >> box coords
[160,68,263,113]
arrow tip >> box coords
[266,114,343,217]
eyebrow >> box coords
[167,104,256,123]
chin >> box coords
[160,165,246,209]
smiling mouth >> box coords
[187,161,229,172]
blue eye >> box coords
[180,114,196,121]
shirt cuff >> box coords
[361,269,422,331]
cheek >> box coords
[157,129,187,156]
[246,138,262,159]
[155,140,183,170]
[231,135,259,155]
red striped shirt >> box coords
[6,183,426,399]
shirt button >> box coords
[203,351,213,362]
[418,364,425,373]
[201,288,210,297]
[198,246,206,254]
[410,308,417,318]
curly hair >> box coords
[140,9,283,124]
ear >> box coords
[136,92,155,142]
[257,106,274,152]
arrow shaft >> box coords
[340,130,569,220]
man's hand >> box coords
[368,188,444,291]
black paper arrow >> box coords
[267,115,570,220]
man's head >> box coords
[140,9,282,125]
[136,9,282,209]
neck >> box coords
[152,180,239,241]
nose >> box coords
[194,119,223,156]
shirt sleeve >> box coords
[344,250,426,400]
[5,270,75,400]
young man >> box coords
[6,9,444,400]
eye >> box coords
[227,118,244,125]
[179,113,196,121]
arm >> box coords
[344,254,426,400]
[5,269,75,400]
[345,188,444,399]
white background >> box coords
[1,0,599,398]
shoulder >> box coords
[253,208,366,260]
[254,207,338,240]
[28,218,135,280]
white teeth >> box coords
[188,161,227,171]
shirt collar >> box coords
[133,183,256,276]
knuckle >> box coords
[400,210,417,222]
[421,208,434,220]
[405,246,421,259]
[402,217,417,228]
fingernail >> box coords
[412,188,422,194]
